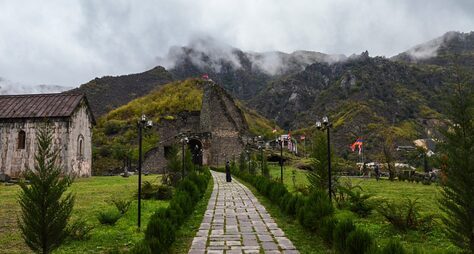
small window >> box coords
[79,140,83,156]
[77,135,84,157]
[18,130,26,149]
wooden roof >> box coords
[0,93,88,120]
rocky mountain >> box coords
[392,31,474,69]
[165,39,346,100]
[241,31,473,157]
[68,66,173,117]
[63,31,472,158]
[248,52,457,157]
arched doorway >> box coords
[188,139,203,166]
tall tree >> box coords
[439,77,474,252]
[307,131,333,192]
[18,125,75,254]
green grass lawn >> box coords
[266,165,461,253]
[0,175,167,254]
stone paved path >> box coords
[189,171,299,254]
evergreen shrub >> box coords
[97,210,122,225]
[381,239,406,254]
[145,212,176,253]
[139,169,211,253]
[156,185,173,200]
[297,190,334,232]
[333,219,356,253]
[345,228,374,254]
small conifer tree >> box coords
[18,125,75,254]
[439,81,474,253]
[307,132,332,191]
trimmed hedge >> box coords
[131,170,211,253]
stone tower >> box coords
[200,81,248,166]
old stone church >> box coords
[143,81,250,172]
[0,93,94,178]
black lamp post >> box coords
[276,136,284,183]
[180,136,189,180]
[316,116,332,202]
[137,114,153,229]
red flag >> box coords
[300,135,305,140]
[201,74,209,79]
[350,138,364,154]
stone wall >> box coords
[67,101,94,177]
[143,111,201,173]
[0,103,93,177]
[201,82,248,166]
[0,120,68,177]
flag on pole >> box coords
[300,135,305,140]
[351,138,364,155]
[201,74,209,80]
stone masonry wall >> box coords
[67,102,93,177]
[0,120,69,177]
[0,103,93,177]
[143,112,201,173]
[201,82,247,166]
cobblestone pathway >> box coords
[189,171,299,254]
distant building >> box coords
[0,93,95,178]
[143,82,250,172]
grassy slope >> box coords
[237,101,281,139]
[266,165,460,253]
[99,78,277,132]
[0,175,165,254]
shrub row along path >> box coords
[189,171,299,254]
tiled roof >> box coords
[0,93,85,119]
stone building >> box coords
[143,81,250,172]
[0,93,95,178]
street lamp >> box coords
[276,136,284,183]
[316,116,333,202]
[137,114,152,229]
[180,136,189,179]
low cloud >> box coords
[0,77,70,95]
[406,31,460,60]
[0,0,472,89]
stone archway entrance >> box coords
[188,139,203,166]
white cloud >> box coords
[0,0,472,88]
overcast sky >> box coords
[0,0,473,88]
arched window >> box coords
[18,130,26,149]
[77,135,84,157]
